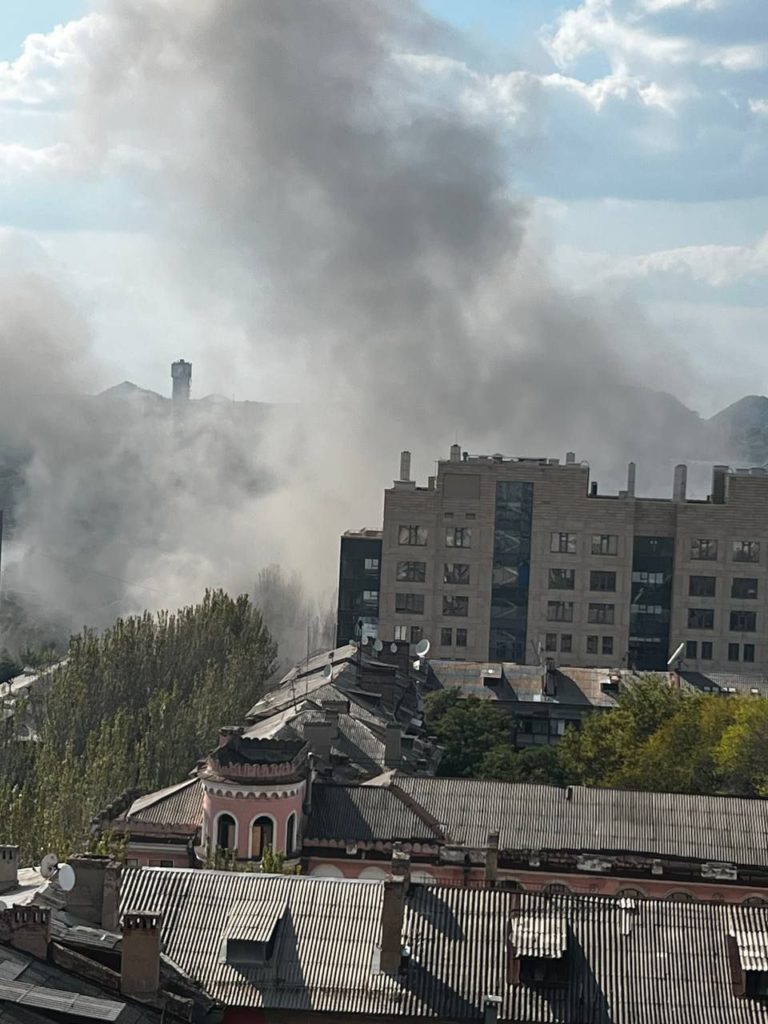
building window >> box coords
[410,625,423,644]
[251,816,274,859]
[364,557,379,571]
[588,603,615,625]
[685,640,697,659]
[446,527,472,548]
[443,595,469,617]
[395,593,424,614]
[592,534,618,556]
[689,576,716,597]
[455,628,468,647]
[362,590,378,603]
[550,532,577,554]
[688,608,714,629]
[590,571,616,592]
[730,610,756,632]
[545,633,557,652]
[466,512,476,520]
[561,634,572,654]
[602,636,613,655]
[547,601,574,623]
[396,560,426,582]
[548,568,575,590]
[733,540,760,563]
[701,641,713,660]
[691,538,718,560]
[398,525,428,546]
[444,563,471,585]
[632,571,665,585]
[744,643,756,663]
[441,628,453,646]
[394,625,408,641]
[286,813,296,856]
[732,577,758,599]
[216,813,237,852]
[586,635,598,654]
[728,643,740,662]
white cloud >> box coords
[0,14,103,106]
[749,97,768,115]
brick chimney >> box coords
[303,720,335,761]
[0,845,19,894]
[218,726,244,747]
[384,723,402,769]
[121,911,162,1000]
[0,906,50,959]
[65,856,121,930]
[380,878,406,972]
[391,846,411,888]
[485,831,500,886]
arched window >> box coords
[251,816,274,860]
[286,813,296,856]
[216,813,236,852]
[617,888,644,901]
[743,896,768,907]
[668,891,693,902]
[545,883,572,895]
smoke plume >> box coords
[0,0,707,653]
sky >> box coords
[1,0,767,415]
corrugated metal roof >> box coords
[125,778,203,826]
[305,785,440,843]
[226,899,286,942]
[509,911,567,959]
[366,776,768,867]
[427,660,621,707]
[120,867,768,1021]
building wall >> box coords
[201,779,305,860]
[335,533,382,647]
[376,451,768,673]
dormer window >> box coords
[728,927,768,998]
[221,899,286,966]
[508,911,568,986]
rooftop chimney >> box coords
[303,753,317,816]
[485,831,500,886]
[590,481,598,497]
[121,911,162,1001]
[565,451,576,465]
[449,444,461,463]
[380,878,406,972]
[0,845,18,894]
[484,995,502,1024]
[399,450,411,482]
[0,906,50,959]
[673,464,687,503]
[711,464,729,504]
[627,462,636,497]
[303,720,335,761]
[170,358,191,401]
[65,856,121,930]
[218,726,244,747]
[384,723,403,769]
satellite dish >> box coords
[322,664,333,681]
[373,639,384,653]
[40,853,58,879]
[667,642,685,666]
[57,864,76,892]
[362,635,370,645]
[0,900,7,912]
[389,643,398,654]
[414,638,431,658]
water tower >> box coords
[171,359,192,401]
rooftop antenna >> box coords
[668,642,685,672]
[413,637,431,673]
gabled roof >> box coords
[123,778,202,827]
[305,784,441,844]
[120,867,768,1022]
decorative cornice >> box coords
[202,777,306,801]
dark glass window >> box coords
[701,641,713,660]
[602,636,613,656]
[286,814,296,855]
[491,481,533,661]
[592,534,618,555]
[444,563,470,585]
[398,525,428,546]
[443,595,469,617]
[395,592,424,614]
[730,610,756,632]
[691,538,718,560]
[586,635,598,654]
[440,627,453,646]
[216,813,236,852]
[550,532,576,554]
[410,625,423,644]
[397,560,426,582]
[446,527,472,548]
[744,643,755,663]
[733,540,760,563]
[590,571,616,592]
[732,577,758,599]
[548,568,575,590]
[455,628,467,647]
[545,633,557,652]
[362,590,378,604]
[251,816,274,859]
[588,603,615,625]
[685,640,697,659]
[688,608,714,629]
[547,601,574,622]
[728,643,740,662]
[364,557,379,571]
[689,576,716,597]
[560,634,572,653]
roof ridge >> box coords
[386,781,446,841]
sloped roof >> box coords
[305,785,441,844]
[426,660,621,708]
[124,778,203,827]
[120,867,768,1022]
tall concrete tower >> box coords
[171,359,192,401]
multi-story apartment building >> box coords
[335,529,382,647]
[367,445,768,672]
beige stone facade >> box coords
[376,449,768,673]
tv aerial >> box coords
[667,642,685,667]
[40,853,58,879]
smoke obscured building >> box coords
[335,529,382,646]
[170,359,191,401]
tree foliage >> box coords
[0,590,276,863]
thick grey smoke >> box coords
[0,0,715,653]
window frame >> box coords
[446,527,472,548]
[587,603,615,625]
[443,562,471,585]
[442,595,469,617]
[550,532,577,554]
[730,610,756,633]
[731,577,758,599]
[548,567,576,590]
[689,575,716,598]
[591,534,618,556]
[732,539,760,563]
[398,524,428,547]
[691,538,718,561]
[547,600,574,623]
[687,608,714,629]
[396,560,427,583]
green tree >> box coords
[425,690,510,777]
[479,744,567,786]
[714,699,768,796]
